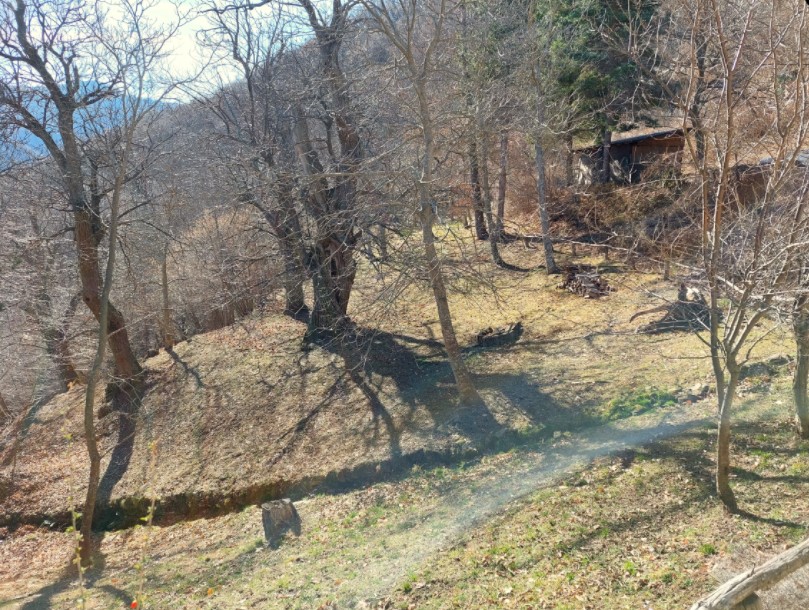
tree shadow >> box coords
[547,426,807,558]
[631,425,808,528]
[18,572,73,610]
[165,347,205,388]
[95,381,146,529]
[17,546,133,609]
[306,326,566,455]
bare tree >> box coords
[360,0,480,403]
[0,0,146,386]
[615,0,809,510]
[200,3,309,318]
[276,0,365,336]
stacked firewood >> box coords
[558,265,614,298]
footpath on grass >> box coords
[281,397,732,606]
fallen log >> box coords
[690,536,809,610]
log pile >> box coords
[557,265,614,298]
[475,322,524,348]
[631,284,710,334]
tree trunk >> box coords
[275,172,307,318]
[74,209,142,383]
[80,160,131,567]
[479,130,504,267]
[419,203,479,404]
[262,499,302,548]
[601,129,612,183]
[565,132,574,186]
[716,365,739,512]
[793,295,809,438]
[496,130,508,237]
[292,108,356,336]
[416,84,480,405]
[533,80,559,274]
[469,138,489,241]
[160,246,174,349]
[690,536,809,610]
[37,293,83,389]
[691,31,707,165]
[534,137,560,275]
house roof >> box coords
[573,127,687,153]
[758,150,809,168]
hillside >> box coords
[1,248,720,526]
[1,243,803,608]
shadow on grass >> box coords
[536,424,807,559]
[307,326,572,456]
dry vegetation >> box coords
[0,240,802,609]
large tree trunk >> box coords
[292,107,357,336]
[496,130,508,237]
[74,210,142,383]
[469,139,489,241]
[296,1,362,336]
[793,294,809,438]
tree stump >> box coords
[261,499,301,549]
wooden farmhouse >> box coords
[574,127,687,185]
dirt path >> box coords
[326,403,718,605]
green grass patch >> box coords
[601,388,678,421]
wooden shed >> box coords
[574,128,687,185]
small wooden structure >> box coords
[575,128,686,185]
[690,536,809,609]
[261,499,301,549]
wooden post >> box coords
[261,499,301,549]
